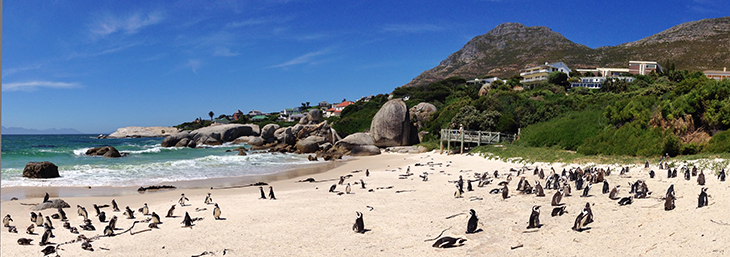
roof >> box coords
[336,101,354,107]
[251,115,267,120]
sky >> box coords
[2,0,728,134]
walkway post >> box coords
[460,130,464,154]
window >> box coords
[647,64,656,68]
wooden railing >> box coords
[440,129,517,153]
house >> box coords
[324,101,354,117]
[466,77,505,87]
[570,76,635,89]
[629,61,663,75]
[247,110,264,116]
[704,67,730,81]
[251,115,267,121]
[356,95,374,102]
[575,67,630,77]
[288,113,306,122]
[232,110,244,121]
[519,62,572,85]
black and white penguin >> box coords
[269,186,276,200]
[57,207,67,221]
[346,183,352,194]
[82,241,93,251]
[43,192,50,203]
[649,170,655,178]
[39,228,51,246]
[551,206,567,216]
[104,225,114,236]
[672,168,678,178]
[538,169,545,180]
[584,203,594,225]
[454,184,463,198]
[204,193,213,204]
[609,185,620,200]
[527,205,540,229]
[645,160,649,168]
[698,187,708,208]
[17,238,33,245]
[719,168,726,182]
[77,205,88,220]
[44,216,53,229]
[467,179,473,191]
[665,193,676,211]
[151,212,160,225]
[457,176,464,191]
[108,216,117,230]
[213,203,222,220]
[432,236,467,248]
[30,212,37,223]
[360,179,366,189]
[420,172,429,181]
[81,219,95,231]
[667,168,672,179]
[551,189,563,206]
[618,196,633,206]
[501,184,509,200]
[63,221,70,229]
[178,193,189,206]
[581,182,592,197]
[602,180,609,194]
[666,184,675,199]
[3,214,12,227]
[684,168,691,180]
[41,245,56,255]
[182,212,194,227]
[329,184,337,193]
[166,205,175,217]
[35,212,44,226]
[366,169,369,177]
[697,170,706,185]
[98,211,106,223]
[26,223,35,234]
[534,181,545,197]
[466,209,478,234]
[112,199,120,212]
[352,211,364,233]
[572,209,588,232]
[338,176,346,185]
[124,206,135,219]
[140,203,149,216]
[92,204,101,217]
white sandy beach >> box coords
[2,152,729,256]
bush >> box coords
[705,130,730,153]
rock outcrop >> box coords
[409,102,437,130]
[370,99,415,147]
[22,161,60,179]
[350,145,381,156]
[86,146,124,158]
[107,126,181,138]
[261,124,281,141]
[334,133,374,150]
[299,109,322,124]
[161,124,260,147]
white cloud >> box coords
[186,59,202,74]
[90,11,164,38]
[382,23,445,33]
[269,49,329,68]
[3,81,80,92]
[213,47,240,57]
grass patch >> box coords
[474,144,652,165]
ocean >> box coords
[1,134,313,188]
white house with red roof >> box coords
[325,101,354,117]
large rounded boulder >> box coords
[23,161,60,179]
[334,132,375,151]
[86,146,123,158]
[296,136,327,153]
[261,124,281,141]
[408,102,437,130]
[370,99,414,147]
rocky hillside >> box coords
[404,16,730,87]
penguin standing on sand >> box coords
[178,193,189,206]
[58,207,67,221]
[104,225,114,236]
[329,184,337,193]
[182,212,194,227]
[602,181,609,194]
[649,170,655,178]
[718,168,726,182]
[534,181,545,197]
[551,189,563,206]
[40,227,51,246]
[698,170,706,185]
[30,212,37,223]
[204,193,213,204]
[609,185,620,200]
[527,205,540,229]
[166,205,176,218]
[93,204,101,217]
[352,211,364,233]
[346,183,352,194]
[78,205,88,220]
[572,209,588,232]
[698,187,708,208]
[581,183,592,197]
[108,216,117,230]
[360,179,366,189]
[124,206,135,219]
[3,214,12,227]
[467,180,473,191]
[26,223,35,234]
[112,199,120,212]
[501,184,509,200]
[151,212,161,225]
[338,176,346,185]
[44,216,53,229]
[98,211,106,223]
[36,213,44,226]
[466,209,478,234]
[259,187,267,199]
[583,203,594,225]
[454,184,463,198]
[140,203,149,215]
[269,186,276,200]
[366,169,369,177]
[43,193,50,203]
[213,204,222,220]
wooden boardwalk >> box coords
[440,129,518,153]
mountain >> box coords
[1,126,84,135]
[404,16,730,87]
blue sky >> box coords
[3,0,728,133]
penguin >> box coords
[698,187,708,208]
[151,212,161,224]
[527,205,541,229]
[609,185,620,200]
[257,187,267,199]
[82,240,93,251]
[467,179,473,191]
[432,236,467,248]
[501,184,509,200]
[204,193,213,204]
[645,160,649,168]
[8,226,18,233]
[466,209,478,234]
[81,219,95,231]
[602,180,609,194]
[584,203,594,225]
[551,206,567,216]
[534,181,545,197]
[140,203,149,215]
[179,193,189,206]
[719,168,726,182]
[538,169,545,180]
[41,246,56,255]
[30,212,37,223]
[366,169,370,177]
[26,223,35,234]
[17,238,33,245]
[269,186,276,200]
[493,170,499,179]
[124,206,135,219]
[112,199,120,212]
[684,168,691,180]
[457,175,464,191]
[69,227,79,234]
[182,212,194,227]
[77,205,88,220]
[352,211,365,233]
[57,206,67,221]
[667,168,672,179]
[39,227,51,246]
[618,196,633,206]
[104,225,114,236]
[107,215,117,230]
[329,184,337,193]
[63,221,70,229]
[166,205,176,218]
[338,176,346,185]
[36,213,44,226]
[99,211,106,223]
[672,168,678,178]
[360,179,366,189]
[666,184,675,199]
[572,209,588,232]
[581,182,592,197]
[697,170,706,186]
[44,216,53,229]
[213,204,222,220]
[420,172,428,181]
[43,192,50,203]
[346,183,352,194]
[454,184,463,198]
[649,170,655,178]
[562,182,572,197]
[665,192,676,211]
[551,189,563,206]
[3,214,12,227]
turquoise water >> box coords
[1,134,311,187]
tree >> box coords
[584,71,595,77]
[548,71,569,90]
[209,111,214,121]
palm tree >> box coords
[209,111,214,121]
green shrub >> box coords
[705,130,730,153]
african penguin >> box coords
[466,209,478,234]
[30,212,37,223]
[44,216,53,229]
[572,209,588,232]
[3,214,12,227]
[609,185,620,200]
[698,187,708,208]
[182,212,194,227]
[665,194,676,211]
[649,170,655,178]
[99,211,106,223]
[360,179,366,189]
[551,189,563,206]
[104,225,114,236]
[352,211,365,233]
[57,207,67,221]
[329,184,337,193]
[124,206,135,219]
[204,193,213,204]
[718,168,726,182]
[366,169,369,177]
[112,199,120,212]
[78,205,88,220]
[213,204,222,220]
[140,203,149,215]
[581,182,592,197]
[583,203,594,225]
[432,236,467,248]
[467,179,473,191]
[534,181,545,197]
[618,196,633,206]
[26,223,35,234]
[697,170,706,185]
[602,180,609,194]
[35,213,44,226]
[43,193,50,203]
[17,238,33,245]
[346,183,352,194]
[151,212,161,224]
[527,205,540,229]
[338,176,346,185]
[166,205,175,217]
[93,204,101,216]
[179,193,189,206]
[551,206,567,216]
[501,184,509,200]
[41,245,56,255]
[40,228,51,246]
[666,184,675,199]
[454,184,463,198]
[269,186,276,200]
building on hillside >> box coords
[628,61,663,75]
[251,115,267,121]
[704,67,730,81]
[519,62,572,85]
[570,76,635,89]
[232,110,244,121]
[466,77,505,87]
[575,67,630,77]
[324,101,354,118]
[247,110,264,116]
[357,95,374,102]
[288,113,305,122]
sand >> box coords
[1,152,729,256]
